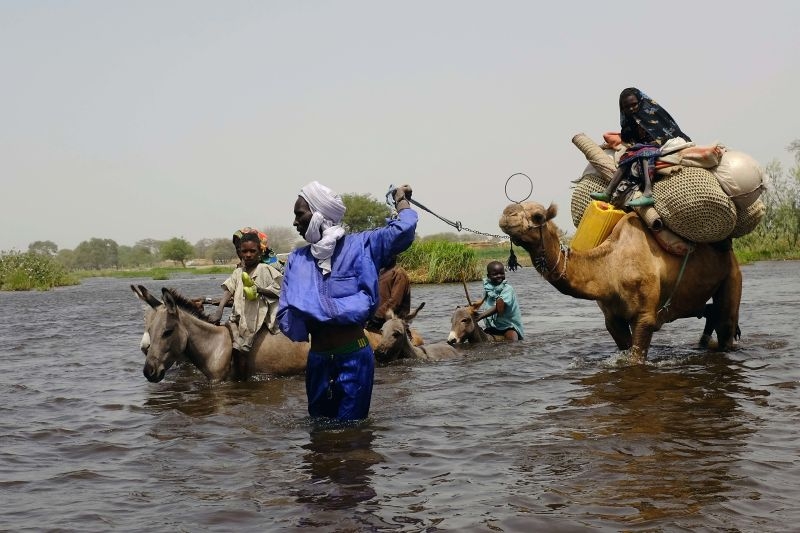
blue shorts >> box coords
[306,344,375,421]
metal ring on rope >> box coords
[505,173,533,204]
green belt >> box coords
[325,336,369,355]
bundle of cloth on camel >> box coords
[570,133,765,245]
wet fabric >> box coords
[620,89,691,146]
[306,345,375,421]
[480,278,524,339]
[278,208,418,342]
[375,265,411,321]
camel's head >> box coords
[499,202,558,249]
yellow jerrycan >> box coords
[571,200,626,251]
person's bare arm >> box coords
[209,289,232,324]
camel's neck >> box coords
[527,224,603,301]
[183,312,232,380]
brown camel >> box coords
[498,202,742,362]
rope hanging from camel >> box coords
[657,251,692,316]
[507,242,520,271]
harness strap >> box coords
[658,251,692,315]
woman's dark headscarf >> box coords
[619,87,691,146]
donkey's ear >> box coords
[161,288,178,314]
[131,284,143,299]
[405,302,425,321]
[386,309,396,320]
[133,285,162,308]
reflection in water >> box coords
[142,373,293,418]
[531,354,761,525]
[296,425,383,513]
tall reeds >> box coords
[399,241,480,283]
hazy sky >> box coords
[2,1,798,252]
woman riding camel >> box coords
[591,87,691,207]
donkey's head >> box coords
[131,285,200,382]
[374,303,425,364]
[447,282,488,344]
[446,304,483,344]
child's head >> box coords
[486,261,505,286]
[233,227,269,260]
[238,232,263,267]
[619,87,640,117]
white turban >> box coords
[299,181,347,275]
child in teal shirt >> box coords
[480,261,524,341]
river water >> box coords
[1,261,798,532]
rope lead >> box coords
[385,183,508,240]
[507,242,520,271]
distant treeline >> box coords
[3,150,799,291]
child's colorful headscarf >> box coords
[233,227,269,254]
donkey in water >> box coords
[132,285,307,383]
[446,282,504,345]
[375,306,462,364]
[447,305,494,344]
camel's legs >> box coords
[603,312,633,350]
[698,303,717,349]
[630,314,657,363]
[713,265,742,351]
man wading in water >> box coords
[277,181,417,421]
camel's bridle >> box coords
[530,222,569,282]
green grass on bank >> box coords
[73,265,234,280]
[399,241,480,283]
[733,234,800,264]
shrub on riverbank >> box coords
[399,241,481,283]
[0,251,78,290]
[734,233,800,263]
